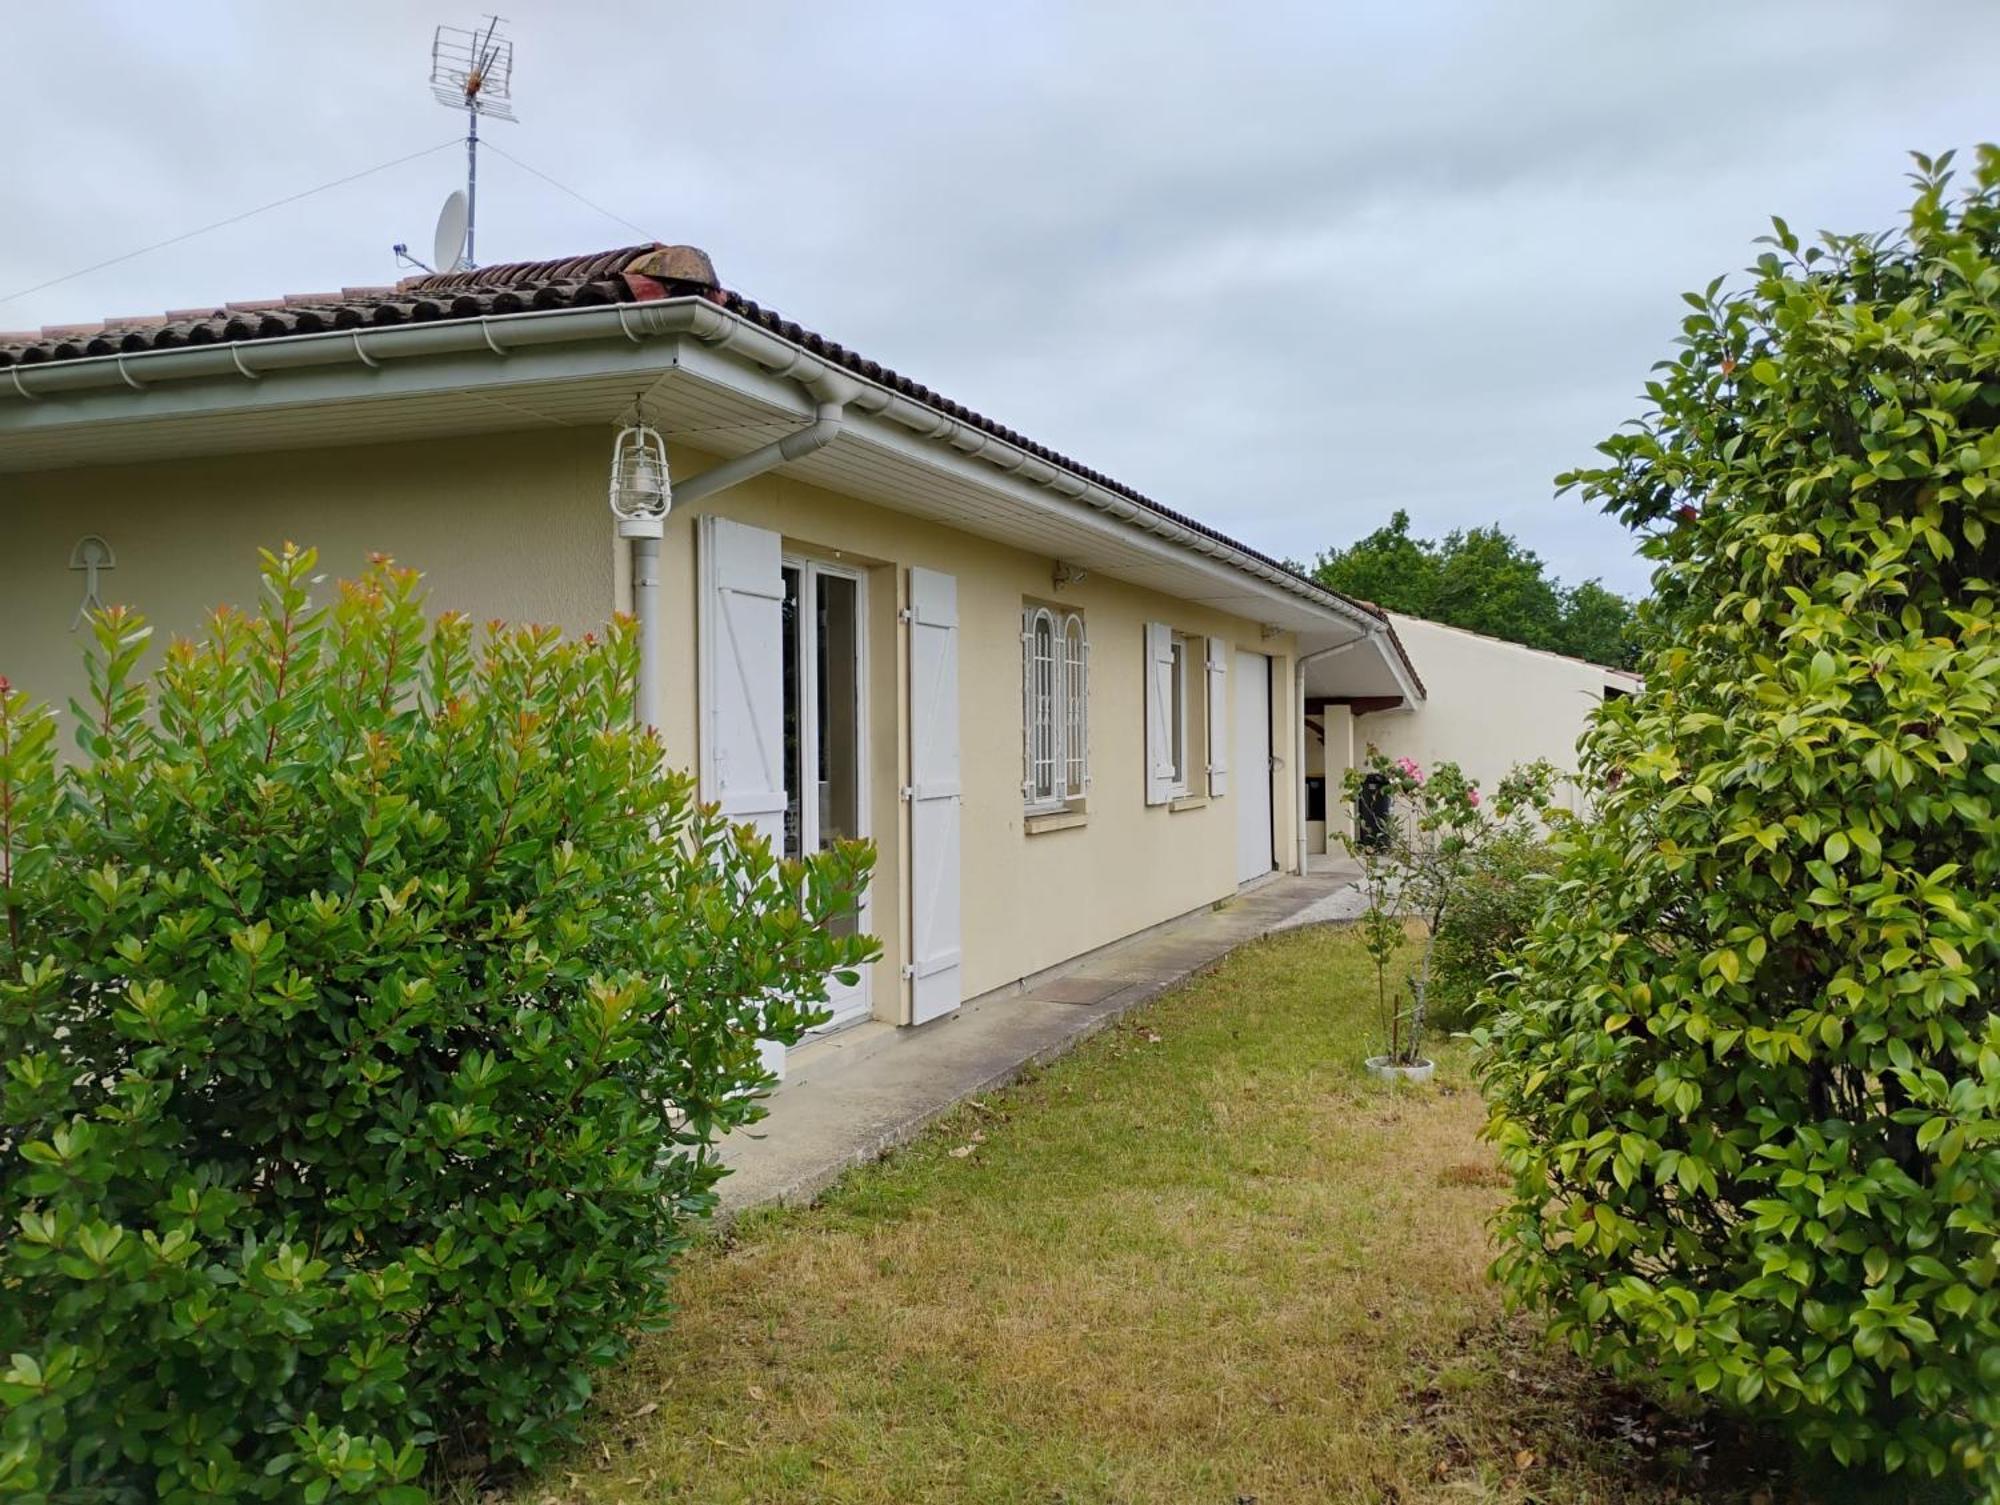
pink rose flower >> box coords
[1467,788,1481,807]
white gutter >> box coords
[1,303,684,396]
[0,297,1381,639]
[667,300,1383,636]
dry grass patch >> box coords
[498,925,1892,1505]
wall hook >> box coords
[69,534,115,629]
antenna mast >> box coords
[429,16,517,271]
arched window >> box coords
[1022,603,1089,812]
[1062,613,1087,799]
[1026,607,1058,805]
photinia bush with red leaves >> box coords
[1479,151,2000,1491]
[0,546,874,1501]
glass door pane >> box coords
[814,571,861,942]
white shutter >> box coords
[697,515,790,1080]
[908,568,962,1024]
[1064,615,1088,797]
[1144,621,1175,806]
[698,516,788,851]
[1206,636,1229,797]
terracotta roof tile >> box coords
[0,242,1418,690]
[0,246,714,368]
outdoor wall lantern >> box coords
[608,413,671,733]
[608,417,672,528]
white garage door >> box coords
[1234,649,1273,884]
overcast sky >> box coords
[6,2,1997,597]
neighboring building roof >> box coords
[0,243,1420,690]
[1385,610,1641,683]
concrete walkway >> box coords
[715,866,1363,1215]
[1276,853,1371,930]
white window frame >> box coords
[1022,604,1089,813]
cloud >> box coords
[6,0,1997,596]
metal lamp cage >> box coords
[609,421,672,521]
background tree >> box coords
[1555,579,1641,669]
[1477,150,2000,1490]
[1309,510,1640,666]
[1305,509,1442,620]
[1427,524,1568,651]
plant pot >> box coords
[1365,1054,1435,1084]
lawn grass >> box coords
[503,923,1898,1504]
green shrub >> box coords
[1426,829,1553,1030]
[0,547,873,1502]
[1477,150,2000,1491]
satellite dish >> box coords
[432,190,469,274]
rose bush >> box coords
[1342,753,1557,1065]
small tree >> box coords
[1343,753,1556,1067]
[0,548,874,1500]
[1479,151,2000,1490]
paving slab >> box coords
[714,870,1361,1216]
[1023,975,1129,1006]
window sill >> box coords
[1025,808,1089,835]
[1168,794,1209,813]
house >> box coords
[0,243,1626,1069]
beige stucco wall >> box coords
[1359,614,1630,812]
[1,429,612,721]
[1,430,1300,1026]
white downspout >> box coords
[1295,660,1313,877]
[672,401,845,508]
[622,516,664,732]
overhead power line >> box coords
[0,137,463,310]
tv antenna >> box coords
[426,15,517,271]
